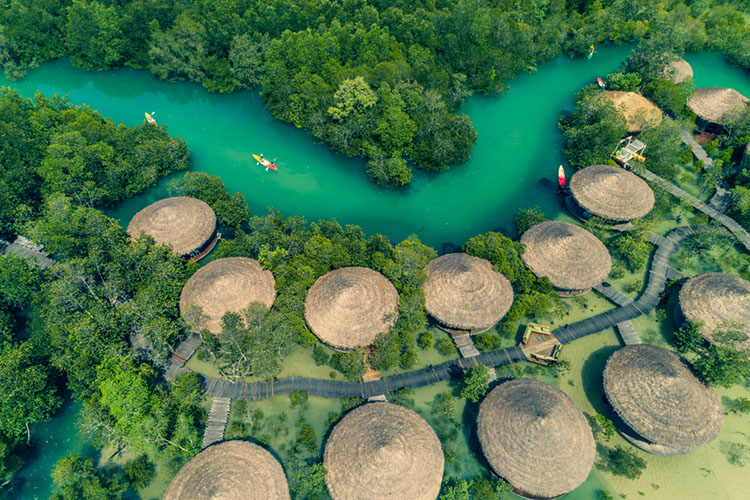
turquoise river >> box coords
[3,48,749,499]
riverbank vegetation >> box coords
[2,1,749,187]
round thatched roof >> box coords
[604,91,663,132]
[477,378,595,499]
[163,440,290,500]
[324,402,444,500]
[180,257,276,334]
[520,221,611,292]
[678,272,750,351]
[423,253,514,333]
[688,87,750,125]
[603,344,723,455]
[570,164,655,221]
[305,267,398,350]
[665,58,693,84]
[127,197,216,256]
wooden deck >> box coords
[450,332,480,358]
[1,236,57,269]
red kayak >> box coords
[252,154,277,171]
[597,77,606,89]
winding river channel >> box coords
[4,48,749,499]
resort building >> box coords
[603,344,723,456]
[323,402,444,500]
[423,253,514,334]
[476,378,595,499]
[677,272,750,352]
[568,164,654,222]
[127,196,218,261]
[163,440,290,500]
[179,257,277,334]
[687,87,750,129]
[603,91,663,132]
[304,266,398,351]
[520,221,611,296]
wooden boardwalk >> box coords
[1,236,56,269]
[594,283,634,307]
[164,334,201,382]
[616,320,641,345]
[450,332,480,358]
[202,397,231,449]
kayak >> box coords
[145,112,157,125]
[597,77,606,89]
[558,165,566,189]
[252,154,278,171]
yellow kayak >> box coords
[252,154,277,171]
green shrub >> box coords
[124,455,155,490]
[418,330,434,349]
[313,343,330,366]
[436,337,455,356]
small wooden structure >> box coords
[520,323,562,366]
[612,136,647,167]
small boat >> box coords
[597,77,606,89]
[558,165,566,189]
[145,112,157,125]
[588,45,595,60]
[252,153,278,171]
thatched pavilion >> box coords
[520,221,611,295]
[663,58,693,84]
[305,267,398,351]
[180,257,276,334]
[603,344,723,456]
[163,440,290,500]
[477,378,595,499]
[423,253,514,334]
[127,196,218,261]
[604,91,663,132]
[569,164,654,221]
[677,272,750,352]
[688,87,750,127]
[324,402,443,500]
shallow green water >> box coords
[4,49,750,499]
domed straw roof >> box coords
[324,402,444,500]
[665,58,693,84]
[180,257,277,334]
[604,91,662,132]
[520,221,611,292]
[477,378,595,499]
[688,87,750,125]
[163,440,290,500]
[305,267,398,350]
[678,272,750,352]
[423,253,514,333]
[603,344,723,456]
[569,164,655,221]
[127,197,216,256]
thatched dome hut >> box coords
[305,267,398,350]
[663,58,693,84]
[604,91,663,132]
[477,378,595,499]
[163,440,290,500]
[569,164,654,221]
[520,221,611,295]
[127,197,217,259]
[678,272,750,352]
[423,253,514,334]
[603,344,723,456]
[324,402,443,500]
[180,257,276,334]
[688,87,750,126]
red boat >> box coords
[597,77,606,89]
[558,165,566,189]
[252,154,277,171]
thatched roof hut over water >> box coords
[179,257,276,334]
[520,221,611,295]
[678,272,750,352]
[477,378,595,499]
[423,253,514,334]
[603,344,723,456]
[569,164,654,221]
[304,267,398,350]
[163,440,290,500]
[127,196,217,259]
[603,91,663,132]
[688,87,750,126]
[323,402,444,500]
[663,58,693,84]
